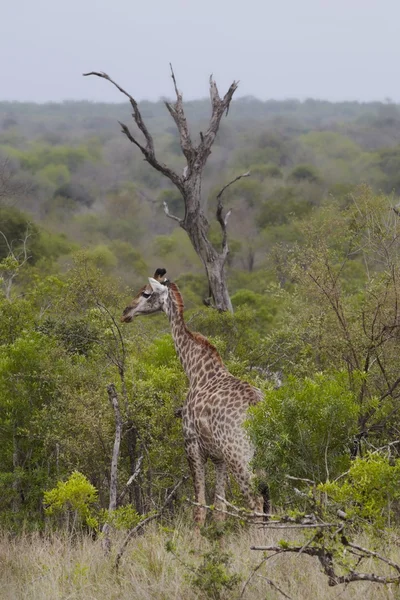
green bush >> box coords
[44,471,98,530]
[247,371,359,501]
[321,453,400,529]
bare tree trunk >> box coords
[84,68,249,312]
[102,383,122,554]
[126,422,143,514]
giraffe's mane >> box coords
[168,282,224,366]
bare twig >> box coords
[216,171,251,204]
[256,575,293,600]
[285,475,316,485]
[115,476,188,570]
[117,455,143,504]
[240,553,288,599]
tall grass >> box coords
[0,521,396,599]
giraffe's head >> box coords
[120,268,169,323]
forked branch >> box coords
[83,71,183,190]
[164,64,194,164]
[196,77,239,167]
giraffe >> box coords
[121,268,268,526]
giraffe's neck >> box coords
[164,286,226,387]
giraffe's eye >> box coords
[141,291,152,299]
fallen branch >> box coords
[186,498,333,528]
[250,543,400,587]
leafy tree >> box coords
[289,164,320,183]
[53,182,94,208]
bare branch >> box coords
[216,171,250,258]
[85,68,240,311]
[83,71,183,190]
[164,64,194,164]
[163,201,183,224]
[216,171,251,204]
[250,544,400,587]
[186,498,334,527]
[117,455,143,504]
[83,71,155,154]
[343,537,400,574]
[107,383,122,511]
[117,121,146,153]
[285,474,316,485]
[195,77,239,167]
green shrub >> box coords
[44,471,98,530]
[321,453,400,529]
[247,371,359,501]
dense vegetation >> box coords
[1,97,400,597]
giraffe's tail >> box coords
[254,468,270,518]
[258,481,270,516]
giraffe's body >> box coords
[121,270,267,525]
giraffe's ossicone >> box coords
[121,269,268,526]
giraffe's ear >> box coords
[148,277,168,294]
[153,268,167,282]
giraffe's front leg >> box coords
[213,460,227,522]
[186,441,207,528]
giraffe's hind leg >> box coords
[185,442,207,528]
[212,459,227,521]
[225,455,267,516]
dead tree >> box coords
[84,67,248,312]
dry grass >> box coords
[0,520,397,600]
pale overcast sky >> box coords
[1,0,398,103]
